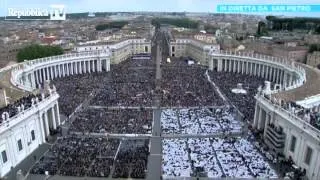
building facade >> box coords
[0,89,60,176]
[307,51,320,67]
[74,38,151,64]
[169,38,220,65]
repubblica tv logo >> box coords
[5,4,66,20]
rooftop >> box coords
[272,64,320,102]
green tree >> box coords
[308,44,320,53]
[257,21,267,36]
[95,21,128,31]
[151,18,199,29]
[17,44,63,62]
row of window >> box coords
[1,130,35,164]
[290,135,313,165]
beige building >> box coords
[272,45,309,63]
[74,38,151,64]
[169,32,220,65]
[245,40,308,63]
[307,51,320,67]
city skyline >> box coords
[1,0,320,17]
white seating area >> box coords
[162,139,191,177]
[235,138,278,178]
[161,108,242,135]
[188,138,223,178]
[162,137,278,178]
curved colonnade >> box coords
[209,50,319,180]
[209,50,306,91]
[10,50,111,92]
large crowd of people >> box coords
[112,139,149,178]
[32,55,283,179]
[160,64,224,107]
[209,71,267,122]
[31,136,150,178]
[70,108,152,134]
[52,72,109,116]
[91,60,155,107]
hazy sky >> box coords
[1,0,320,17]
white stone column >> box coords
[223,59,227,71]
[79,61,83,74]
[241,61,245,74]
[53,65,56,78]
[35,70,40,85]
[257,107,263,130]
[261,65,265,78]
[71,62,74,75]
[88,60,91,73]
[259,64,262,77]
[233,59,236,73]
[57,65,60,78]
[75,62,78,74]
[30,72,36,88]
[228,59,232,72]
[289,74,293,87]
[209,59,213,71]
[62,64,66,77]
[43,111,50,137]
[253,103,259,128]
[66,63,70,76]
[92,60,95,72]
[83,61,87,73]
[283,72,288,88]
[55,103,61,126]
[237,61,241,73]
[38,113,46,143]
[268,67,272,81]
[263,113,270,137]
[106,59,110,71]
[98,59,102,72]
[51,107,57,129]
[217,58,222,72]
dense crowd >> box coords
[70,108,152,134]
[43,56,278,179]
[0,93,41,123]
[112,139,149,178]
[91,60,155,107]
[209,71,267,122]
[31,137,150,178]
[160,65,224,107]
[52,72,109,116]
